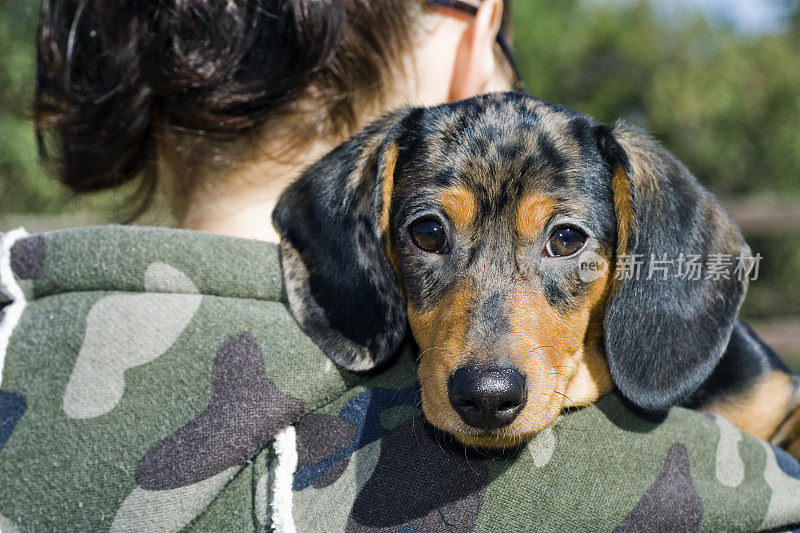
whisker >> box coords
[416,345,458,360]
[552,390,575,405]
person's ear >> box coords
[595,122,751,411]
[272,108,421,372]
[449,0,504,101]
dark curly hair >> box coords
[34,0,424,218]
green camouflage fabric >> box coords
[1,225,799,532]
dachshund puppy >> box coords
[273,93,800,455]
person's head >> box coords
[35,0,518,226]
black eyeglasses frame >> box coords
[427,0,525,92]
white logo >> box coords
[577,250,609,283]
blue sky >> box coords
[650,0,797,34]
[596,0,797,34]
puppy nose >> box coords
[448,366,527,430]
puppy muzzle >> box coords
[448,365,527,430]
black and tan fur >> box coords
[273,93,800,455]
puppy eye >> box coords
[545,226,586,257]
[410,219,450,254]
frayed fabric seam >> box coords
[0,227,29,388]
[271,425,298,533]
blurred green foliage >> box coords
[0,0,45,213]
[1,0,799,322]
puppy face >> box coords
[273,93,749,448]
[387,100,617,446]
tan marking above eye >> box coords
[440,186,477,231]
[516,194,556,241]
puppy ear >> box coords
[596,122,751,410]
[272,110,418,371]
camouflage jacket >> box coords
[1,226,799,532]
